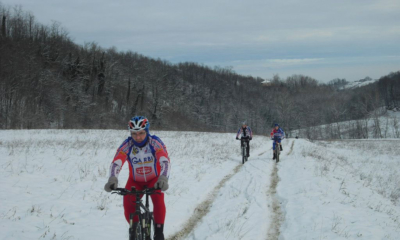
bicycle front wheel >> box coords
[144,212,155,240]
[242,147,245,164]
[129,214,142,240]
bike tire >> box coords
[242,146,245,164]
[140,214,147,240]
[144,212,155,240]
[129,214,142,240]
[276,145,280,163]
[245,149,248,162]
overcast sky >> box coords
[2,0,400,82]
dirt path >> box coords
[287,140,295,156]
[266,140,294,240]
[167,164,243,240]
[266,159,283,240]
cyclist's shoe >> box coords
[154,224,164,240]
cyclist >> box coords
[104,116,170,240]
[270,123,285,160]
[236,121,253,157]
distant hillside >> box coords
[0,4,398,135]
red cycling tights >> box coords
[123,177,166,224]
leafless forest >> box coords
[1,4,399,135]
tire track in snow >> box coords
[167,164,243,240]
[267,139,293,240]
[287,140,295,155]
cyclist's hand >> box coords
[155,175,169,191]
[104,176,118,192]
[236,137,239,140]
[249,137,252,140]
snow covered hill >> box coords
[341,77,377,89]
[293,110,400,140]
[1,130,399,239]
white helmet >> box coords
[128,116,150,132]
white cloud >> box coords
[268,58,324,65]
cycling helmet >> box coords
[128,116,150,132]
[242,121,247,125]
[274,123,279,127]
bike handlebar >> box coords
[237,137,250,140]
[111,187,160,196]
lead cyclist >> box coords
[104,116,170,240]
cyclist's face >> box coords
[131,130,147,143]
[275,126,279,130]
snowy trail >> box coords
[267,139,293,240]
[167,164,243,240]
[181,152,273,239]
[174,139,292,240]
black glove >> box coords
[236,137,239,140]
[249,137,252,140]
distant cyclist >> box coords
[236,121,253,157]
[270,123,285,160]
[104,116,170,240]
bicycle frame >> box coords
[240,138,249,164]
[112,187,158,240]
[133,187,153,239]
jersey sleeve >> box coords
[150,136,171,178]
[248,127,253,138]
[108,138,130,178]
[236,128,242,138]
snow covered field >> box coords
[1,130,399,239]
[279,139,400,239]
[294,110,400,140]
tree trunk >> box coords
[1,16,6,38]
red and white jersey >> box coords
[270,128,285,140]
[108,135,170,182]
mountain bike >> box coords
[238,137,249,164]
[272,135,282,163]
[112,187,159,240]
